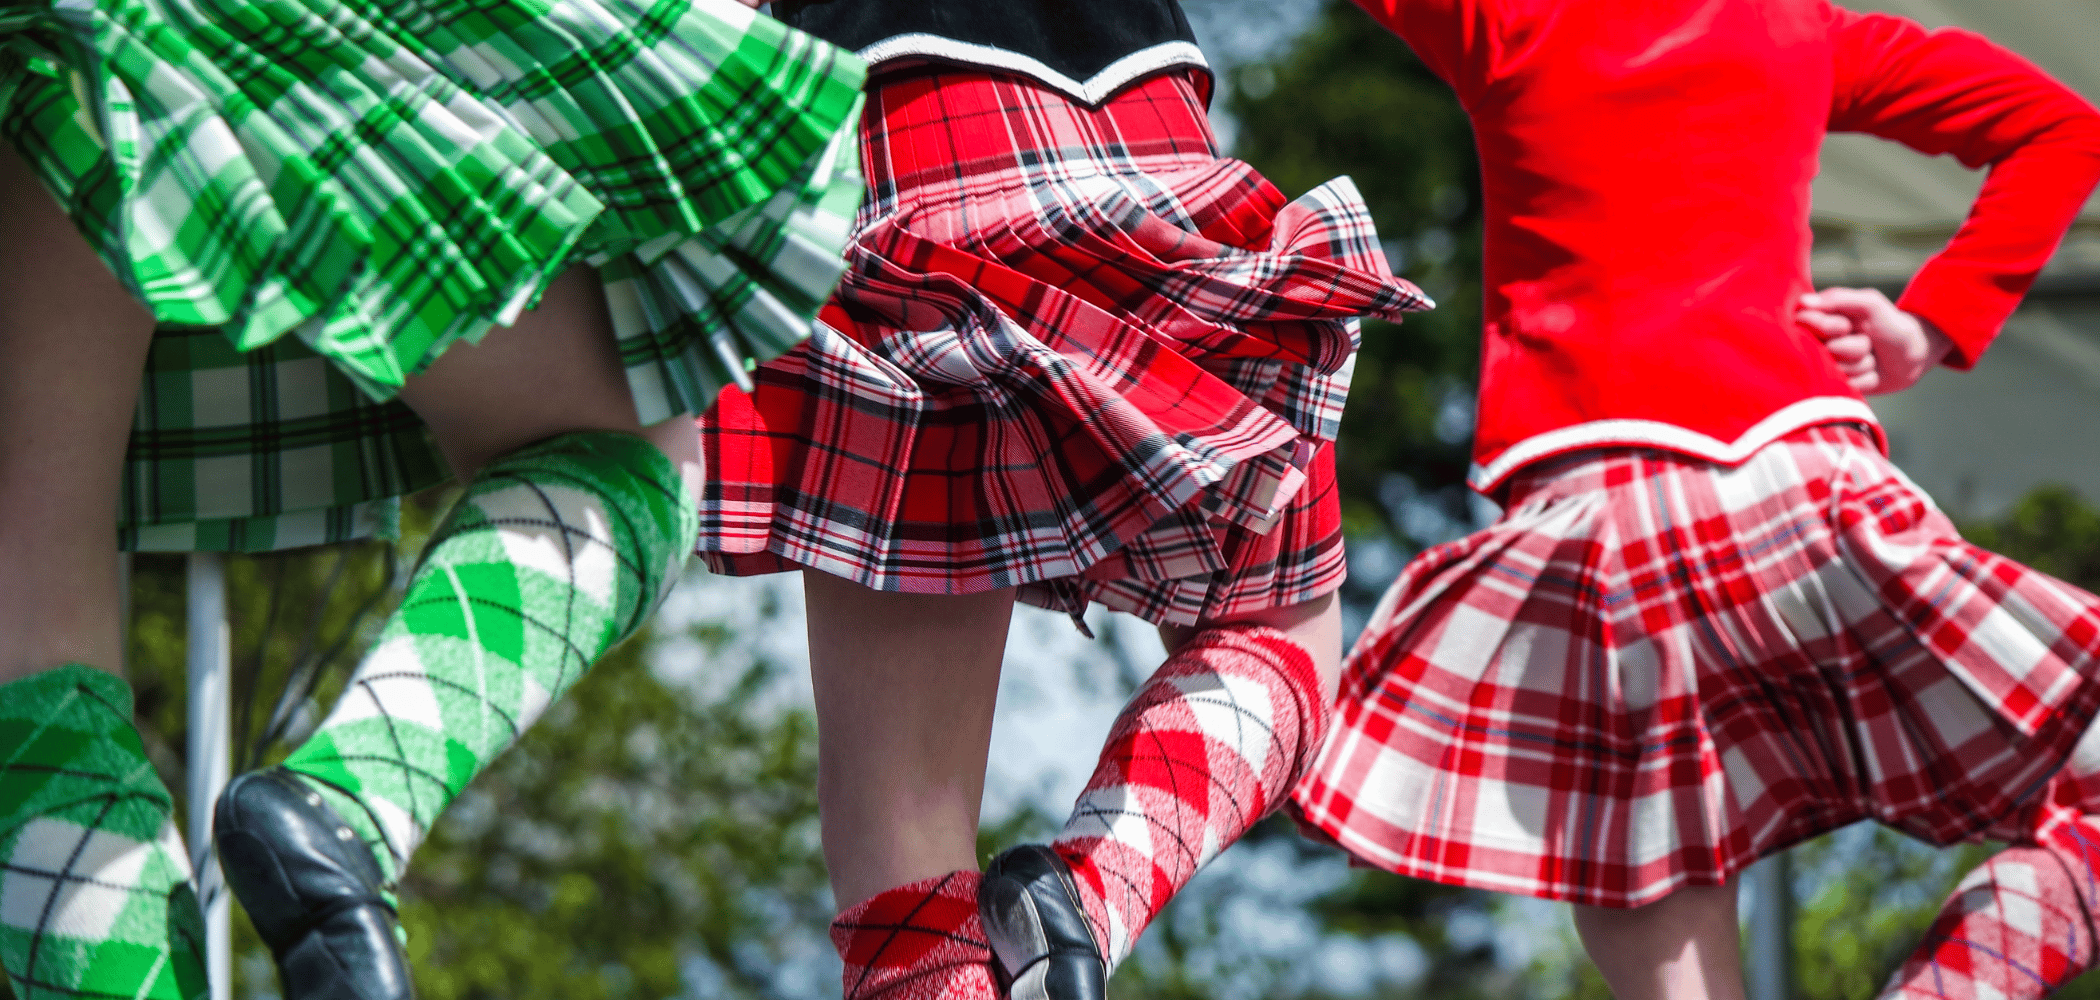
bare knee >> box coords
[397,266,652,480]
[1160,591,1343,700]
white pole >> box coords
[186,553,232,1000]
[1746,850,1794,1000]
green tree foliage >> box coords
[1789,830,1992,1000]
[25,3,2097,997]
[1963,485,2100,588]
[396,638,827,1000]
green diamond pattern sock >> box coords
[0,664,207,1000]
[281,431,698,885]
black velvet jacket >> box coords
[774,0,1210,105]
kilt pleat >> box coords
[698,69,1428,625]
[1292,424,2100,907]
[4,0,866,548]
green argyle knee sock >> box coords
[0,665,207,1000]
[281,431,698,886]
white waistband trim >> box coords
[855,36,1209,106]
[1469,396,1883,492]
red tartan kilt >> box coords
[1292,424,2100,907]
[697,68,1427,624]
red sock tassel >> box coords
[832,872,1000,1000]
[1882,812,2100,999]
[1049,625,1329,969]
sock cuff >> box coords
[0,664,135,729]
[462,430,700,639]
[0,665,168,828]
[478,430,694,535]
[1159,624,1331,768]
[830,871,989,993]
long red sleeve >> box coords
[1830,10,2100,369]
[1348,0,1495,104]
[1344,0,2100,492]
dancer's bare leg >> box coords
[4,138,700,691]
[259,263,706,863]
[803,573,1015,911]
[0,144,157,683]
[397,266,698,486]
[1161,589,1343,693]
[1573,883,1748,1000]
[0,140,213,1000]
[219,228,704,1000]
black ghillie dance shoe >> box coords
[215,768,414,1000]
[979,845,1107,1000]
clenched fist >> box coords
[1797,286,1953,395]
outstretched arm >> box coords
[1823,8,2100,370]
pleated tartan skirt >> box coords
[698,68,1429,625]
[1293,424,2100,907]
[3,0,866,549]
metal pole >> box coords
[1747,850,1795,1000]
[186,553,232,1000]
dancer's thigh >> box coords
[0,143,157,682]
[1572,883,1748,1000]
[396,266,697,485]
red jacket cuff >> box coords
[1897,260,2026,371]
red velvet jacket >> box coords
[1352,0,2100,493]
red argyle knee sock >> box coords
[832,872,999,1000]
[1049,625,1329,969]
[1881,818,2100,999]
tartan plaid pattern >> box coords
[1885,690,2100,997]
[699,68,1427,626]
[1078,446,1348,628]
[1053,625,1327,969]
[831,871,998,1000]
[1880,840,2100,1000]
[278,431,698,885]
[108,129,864,551]
[4,0,864,550]
[1293,424,2100,908]
[1,0,865,390]
[0,665,206,1000]
[119,326,447,553]
[596,106,867,424]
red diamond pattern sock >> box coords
[1049,625,1329,970]
[832,872,999,1000]
[1882,814,2100,999]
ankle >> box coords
[832,872,997,1000]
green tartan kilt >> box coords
[0,0,865,550]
